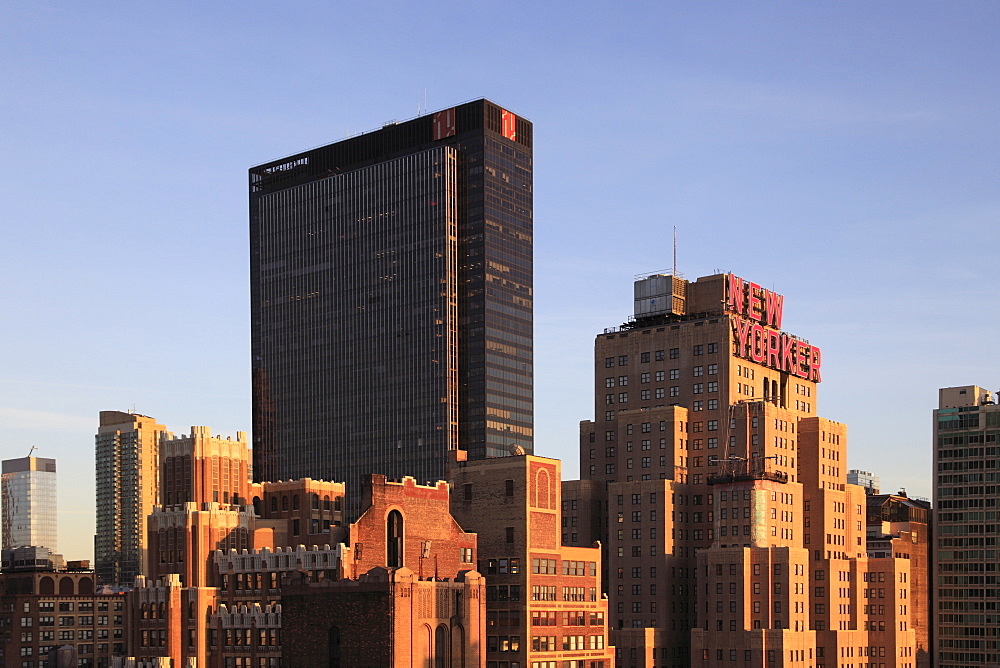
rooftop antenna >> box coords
[673,226,678,276]
[27,446,36,457]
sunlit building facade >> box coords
[574,271,917,667]
[95,411,170,586]
[1,455,57,552]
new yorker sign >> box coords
[725,273,821,382]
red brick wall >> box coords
[350,475,477,578]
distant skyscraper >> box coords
[933,385,998,668]
[249,99,533,512]
[94,411,168,585]
[847,469,881,494]
[1,456,57,551]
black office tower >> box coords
[250,99,533,509]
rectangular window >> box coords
[693,345,703,355]
[605,357,615,368]
[669,348,679,359]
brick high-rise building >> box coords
[449,452,615,668]
[249,99,534,515]
[95,411,169,586]
[574,271,917,668]
[933,385,999,668]
[1,455,57,552]
[865,492,931,668]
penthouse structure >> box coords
[250,99,534,515]
[574,271,916,668]
[933,385,1000,668]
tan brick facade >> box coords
[574,272,917,668]
[450,453,615,668]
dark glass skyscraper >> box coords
[250,99,533,510]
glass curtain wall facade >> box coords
[250,99,533,513]
[1,457,57,551]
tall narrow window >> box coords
[434,625,448,668]
[387,510,404,568]
[328,626,341,668]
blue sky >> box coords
[3,2,998,559]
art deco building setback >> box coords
[933,385,1000,668]
[573,271,917,668]
[250,99,534,516]
[449,451,615,668]
[95,411,170,586]
[2,456,57,552]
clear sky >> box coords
[3,1,999,560]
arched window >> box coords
[387,510,403,568]
[434,625,448,668]
[292,495,300,510]
[281,496,289,511]
[270,496,278,513]
[451,624,465,665]
[312,494,320,510]
[328,626,341,668]
[323,495,331,510]
[58,576,74,595]
[78,577,93,595]
[39,577,54,595]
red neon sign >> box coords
[727,273,820,382]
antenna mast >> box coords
[673,226,677,276]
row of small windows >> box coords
[604,383,718,405]
[604,344,718,368]
[605,365,718,387]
